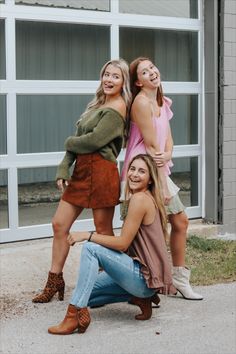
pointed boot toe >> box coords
[48,304,91,335]
[172,267,203,300]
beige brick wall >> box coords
[222,0,236,233]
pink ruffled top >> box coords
[121,96,173,182]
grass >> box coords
[185,235,236,285]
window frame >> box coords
[0,0,203,242]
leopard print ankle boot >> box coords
[32,271,65,303]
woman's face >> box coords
[128,158,151,194]
[136,60,161,89]
[102,64,123,97]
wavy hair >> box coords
[81,59,132,119]
[125,154,168,241]
[129,57,164,106]
[123,57,164,143]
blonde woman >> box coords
[48,154,175,335]
[33,59,132,303]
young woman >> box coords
[48,154,176,335]
[121,57,203,300]
[33,59,132,303]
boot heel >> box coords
[151,294,160,308]
[32,271,65,303]
[78,327,87,334]
[130,296,152,320]
[58,286,65,301]
[172,267,203,300]
[77,308,91,333]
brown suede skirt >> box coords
[62,153,120,209]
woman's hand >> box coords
[153,151,171,167]
[67,231,90,246]
[57,179,69,192]
[163,185,172,206]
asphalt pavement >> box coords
[0,238,236,354]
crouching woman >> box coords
[48,154,176,335]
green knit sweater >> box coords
[56,107,125,181]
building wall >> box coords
[222,0,236,233]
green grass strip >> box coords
[185,235,236,285]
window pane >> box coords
[18,166,93,226]
[0,95,7,154]
[17,95,93,153]
[0,19,6,79]
[119,0,198,18]
[16,21,110,80]
[169,95,198,145]
[120,27,198,81]
[15,0,110,11]
[171,157,198,207]
[0,170,8,229]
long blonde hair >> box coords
[125,154,168,241]
[82,59,132,119]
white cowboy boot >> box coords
[172,267,203,300]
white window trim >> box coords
[0,0,203,242]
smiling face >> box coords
[102,64,123,97]
[127,158,151,194]
[136,60,161,89]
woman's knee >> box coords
[82,241,103,258]
[52,216,66,235]
[170,212,189,232]
[180,213,189,230]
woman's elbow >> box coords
[119,242,130,252]
[115,240,128,252]
[145,142,156,153]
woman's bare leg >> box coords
[92,207,115,235]
[169,211,203,299]
[51,200,83,274]
[168,211,189,266]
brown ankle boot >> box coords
[130,293,160,320]
[48,304,91,335]
[32,271,65,303]
[77,307,91,333]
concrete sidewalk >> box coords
[1,238,236,354]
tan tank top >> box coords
[127,207,176,295]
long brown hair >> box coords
[124,57,164,143]
[129,57,164,107]
[125,154,168,241]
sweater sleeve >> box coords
[55,150,76,181]
[64,111,124,154]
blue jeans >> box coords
[70,242,155,308]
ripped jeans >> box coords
[70,242,155,308]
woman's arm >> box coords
[65,111,124,155]
[132,96,160,154]
[56,151,77,181]
[154,124,173,167]
[67,193,149,252]
[132,96,171,203]
[55,150,76,191]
